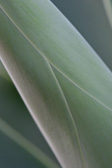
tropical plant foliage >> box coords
[0,0,112,168]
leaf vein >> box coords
[0,5,112,113]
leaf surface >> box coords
[0,0,112,168]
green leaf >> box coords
[0,77,60,168]
[0,131,46,168]
[51,0,112,71]
[0,0,112,168]
[103,0,112,29]
[0,118,59,168]
[0,9,85,167]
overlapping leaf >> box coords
[0,0,112,168]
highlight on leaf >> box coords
[0,0,112,168]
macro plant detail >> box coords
[0,0,112,168]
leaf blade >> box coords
[0,0,112,167]
[0,8,86,168]
[0,0,112,110]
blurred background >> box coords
[0,0,112,167]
